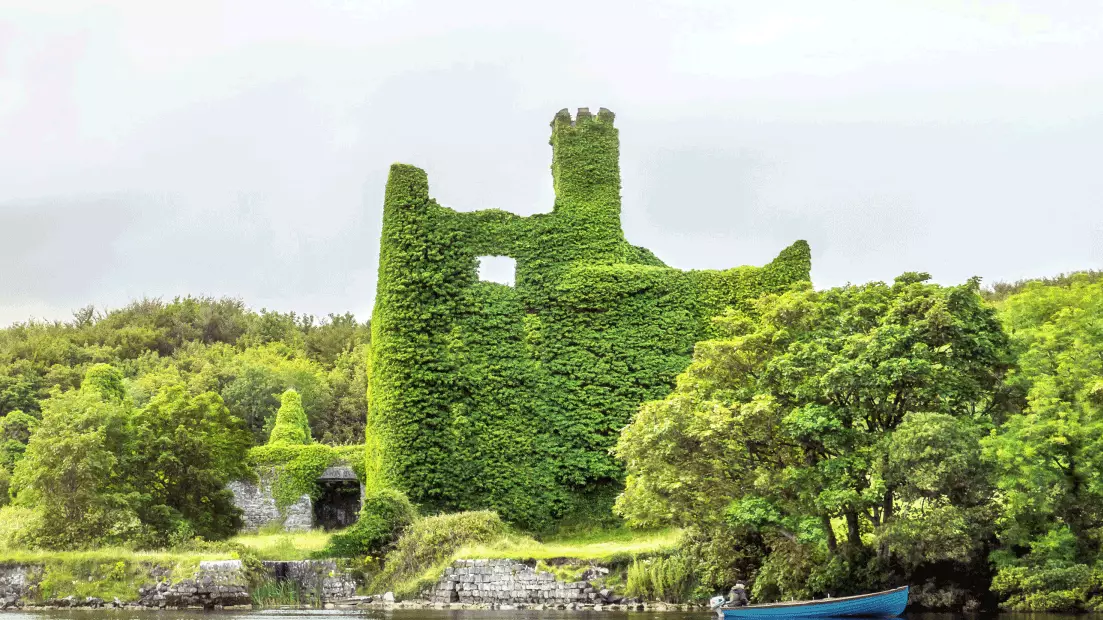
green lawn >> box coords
[230,530,333,560]
[0,547,233,564]
[459,527,681,563]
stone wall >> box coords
[228,473,312,532]
[262,560,356,603]
[429,560,595,605]
[134,560,252,609]
[0,558,358,610]
[229,465,363,532]
[0,564,40,608]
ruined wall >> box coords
[429,560,592,605]
[368,108,812,527]
[0,559,356,610]
[228,471,313,532]
[229,465,363,532]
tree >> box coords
[0,409,39,469]
[11,364,253,547]
[317,344,369,444]
[615,274,1011,597]
[220,344,331,442]
[125,385,252,540]
[983,274,1103,610]
[11,365,140,548]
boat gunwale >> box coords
[720,586,909,610]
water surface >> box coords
[0,609,1089,620]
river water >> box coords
[0,610,1086,620]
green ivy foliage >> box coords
[368,108,812,528]
[248,396,364,512]
[322,488,416,558]
[267,390,312,445]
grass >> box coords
[459,527,682,563]
[0,531,334,603]
[378,522,682,600]
[0,548,231,602]
[230,530,333,560]
[0,547,232,565]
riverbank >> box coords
[0,528,684,611]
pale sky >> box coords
[1,0,1101,325]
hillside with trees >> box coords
[0,298,369,547]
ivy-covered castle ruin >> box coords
[365,108,811,528]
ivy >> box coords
[367,108,811,528]
[248,389,363,510]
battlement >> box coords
[551,107,615,129]
[549,106,621,223]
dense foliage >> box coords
[0,298,368,547]
[0,297,369,445]
[615,272,1103,611]
[323,488,417,558]
[368,108,811,529]
[984,273,1103,610]
[7,364,252,547]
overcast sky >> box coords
[1,0,1101,326]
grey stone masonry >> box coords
[228,472,312,532]
[0,558,359,610]
[430,559,595,605]
[261,560,356,604]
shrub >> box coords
[625,554,696,603]
[0,505,41,550]
[268,390,312,445]
[371,510,509,597]
[322,488,417,558]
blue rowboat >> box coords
[720,586,909,619]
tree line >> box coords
[615,271,1103,611]
[0,297,369,547]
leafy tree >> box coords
[304,313,369,368]
[983,273,1103,610]
[318,344,369,444]
[11,366,140,548]
[616,274,1010,598]
[11,365,252,546]
[125,385,252,540]
[221,344,331,442]
[0,410,39,469]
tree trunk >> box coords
[845,510,863,550]
[823,515,838,552]
[878,490,894,563]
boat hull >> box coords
[721,586,909,619]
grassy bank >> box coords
[461,527,680,563]
[230,530,332,560]
[0,531,334,602]
[0,526,679,603]
[0,548,233,602]
[374,517,682,600]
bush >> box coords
[267,390,312,445]
[626,554,696,603]
[323,488,416,558]
[0,505,41,550]
[371,511,509,596]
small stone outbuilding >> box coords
[229,465,364,532]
